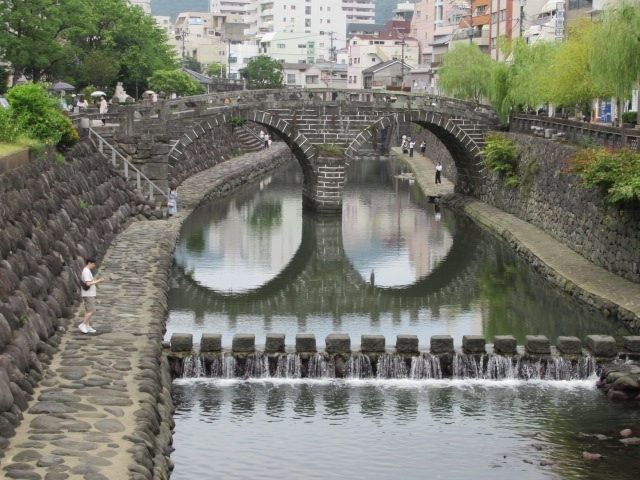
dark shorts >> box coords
[83,296,97,313]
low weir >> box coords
[166,333,640,381]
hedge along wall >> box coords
[480,133,640,284]
[0,139,149,440]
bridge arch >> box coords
[345,110,485,195]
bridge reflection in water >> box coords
[168,157,638,480]
[166,157,626,345]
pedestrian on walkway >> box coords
[79,259,104,333]
[420,140,426,156]
[409,140,415,157]
[401,134,406,147]
[167,187,178,217]
[264,134,269,149]
[435,161,443,184]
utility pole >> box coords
[520,0,526,37]
[400,37,406,90]
[328,31,335,91]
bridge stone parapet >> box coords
[85,88,501,212]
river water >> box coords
[167,157,638,479]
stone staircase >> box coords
[235,125,265,152]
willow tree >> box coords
[591,0,640,125]
[438,42,494,103]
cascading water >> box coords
[275,353,302,378]
[206,353,236,378]
[181,354,205,378]
[177,352,599,381]
[452,353,598,380]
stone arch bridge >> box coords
[105,88,500,214]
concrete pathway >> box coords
[1,144,289,480]
[391,147,454,198]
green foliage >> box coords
[540,18,611,109]
[0,64,9,95]
[481,133,519,185]
[147,70,204,96]
[244,56,284,90]
[183,56,202,73]
[591,0,640,101]
[567,147,640,207]
[0,107,20,142]
[0,0,177,92]
[78,199,88,209]
[5,82,78,150]
[55,152,66,165]
[206,62,227,78]
[439,43,494,103]
[230,117,246,127]
[315,144,345,158]
[622,111,637,124]
[18,314,27,327]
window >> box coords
[500,9,506,21]
[327,19,330,24]
[371,58,376,62]
[291,5,295,9]
[319,42,325,48]
[287,74,296,84]
[306,75,318,84]
[298,44,307,48]
[416,10,420,18]
[305,18,311,27]
[491,12,497,22]
[305,6,311,14]
[491,37,496,49]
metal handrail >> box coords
[87,128,168,200]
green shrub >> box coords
[567,147,640,207]
[316,144,345,157]
[0,107,19,142]
[480,133,519,185]
[622,111,637,124]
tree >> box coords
[80,50,121,90]
[0,0,86,82]
[206,62,227,79]
[147,70,204,97]
[591,0,640,125]
[184,56,203,73]
[243,56,283,89]
[439,43,494,103]
[540,18,611,112]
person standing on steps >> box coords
[167,187,178,217]
[409,139,415,157]
[435,161,443,185]
[79,259,104,333]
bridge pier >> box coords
[302,156,345,215]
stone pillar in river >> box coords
[302,156,345,215]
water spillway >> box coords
[167,332,640,381]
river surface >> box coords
[167,157,638,479]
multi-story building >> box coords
[258,32,317,64]
[347,20,419,89]
[129,0,150,15]
[210,0,376,61]
[168,12,247,75]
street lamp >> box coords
[399,38,407,90]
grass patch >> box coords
[0,142,29,156]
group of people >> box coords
[259,130,272,149]
[400,134,443,185]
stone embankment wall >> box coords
[480,133,640,284]
[0,140,157,446]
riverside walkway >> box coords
[3,144,640,479]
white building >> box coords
[210,0,376,61]
[258,32,317,64]
[129,0,150,15]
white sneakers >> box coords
[87,326,96,333]
[78,324,96,333]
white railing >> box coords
[87,128,168,201]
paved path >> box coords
[391,147,454,198]
[400,150,640,331]
[1,144,289,480]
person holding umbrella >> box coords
[98,96,108,124]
